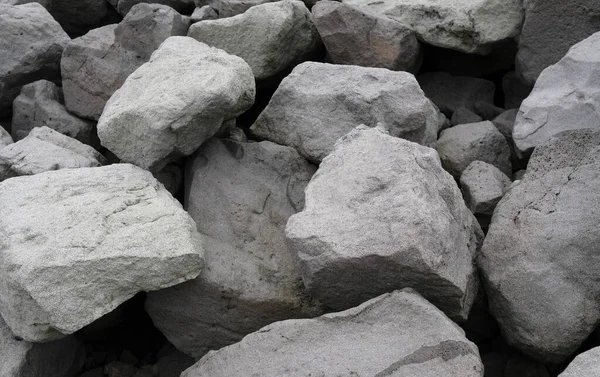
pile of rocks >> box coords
[1,0,600,376]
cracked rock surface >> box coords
[181,289,484,377]
[0,163,204,342]
[479,129,600,363]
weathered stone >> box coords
[418,72,496,115]
[98,37,255,171]
[61,4,189,120]
[436,121,512,178]
[0,127,13,149]
[188,0,320,80]
[492,108,518,142]
[286,126,482,321]
[516,0,600,86]
[451,107,482,126]
[341,0,523,54]
[460,161,511,216]
[312,1,421,72]
[251,62,444,163]
[513,32,600,155]
[209,0,276,18]
[146,138,321,358]
[559,347,600,377]
[155,347,195,377]
[473,101,504,121]
[0,3,70,117]
[479,129,600,362]
[182,290,484,377]
[11,80,96,145]
[190,5,217,22]
[0,163,204,342]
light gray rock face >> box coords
[61,4,190,120]
[418,72,496,115]
[513,32,600,156]
[516,0,600,86]
[479,129,600,363]
[209,0,277,18]
[0,316,84,377]
[0,126,106,179]
[559,347,600,377]
[312,1,421,72]
[12,80,96,145]
[0,127,13,149]
[460,161,511,216]
[110,0,195,15]
[251,62,444,163]
[98,37,255,171]
[188,0,320,80]
[436,121,512,178]
[0,3,70,117]
[341,0,523,54]
[190,5,217,22]
[182,290,484,377]
[146,138,322,358]
[0,163,204,342]
[286,126,482,321]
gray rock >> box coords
[473,101,504,121]
[492,109,518,142]
[98,37,255,171]
[516,0,600,86]
[460,161,511,216]
[61,4,190,120]
[190,5,217,21]
[155,348,195,377]
[181,290,484,377]
[479,129,600,362]
[312,1,421,72]
[502,71,532,110]
[513,32,600,156]
[209,0,276,18]
[0,126,106,179]
[418,72,496,115]
[436,121,512,178]
[559,347,600,377]
[146,138,322,358]
[451,107,483,126]
[341,0,523,54]
[12,80,96,145]
[188,0,320,80]
[0,3,70,117]
[0,315,84,377]
[251,62,444,163]
[513,169,526,181]
[286,126,482,321]
[0,127,13,149]
[110,0,195,15]
[0,163,204,342]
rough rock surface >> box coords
[61,4,190,120]
[0,126,106,179]
[209,0,276,18]
[146,138,322,358]
[0,316,84,377]
[436,121,512,178]
[188,0,321,80]
[492,109,518,142]
[182,290,484,377]
[0,3,70,117]
[98,37,255,171]
[11,80,96,145]
[251,62,444,163]
[190,5,217,22]
[559,346,600,377]
[460,161,511,216]
[513,32,600,155]
[0,127,13,149]
[479,129,600,362]
[312,1,421,72]
[451,108,482,126]
[516,0,600,86]
[0,163,204,342]
[341,0,523,54]
[418,72,496,115]
[286,126,482,321]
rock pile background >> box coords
[1,0,600,376]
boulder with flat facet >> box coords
[559,347,600,377]
[460,161,511,216]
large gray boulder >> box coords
[559,347,600,377]
[312,1,421,72]
[460,161,512,216]
[182,290,484,377]
[513,32,600,156]
[286,126,482,321]
[0,316,83,377]
[0,163,204,342]
[341,0,523,54]
[208,0,277,18]
[188,0,321,80]
[251,62,444,163]
[146,138,322,358]
[11,80,96,145]
[98,37,255,171]
[61,4,190,120]
[0,3,70,117]
[479,129,600,363]
[516,0,600,86]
